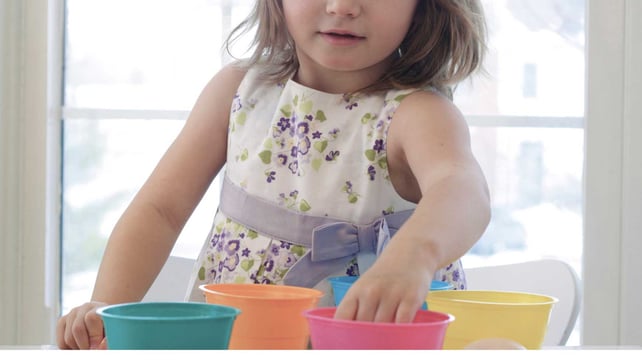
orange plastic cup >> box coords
[200,283,324,349]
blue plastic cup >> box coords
[97,302,241,349]
[328,276,454,309]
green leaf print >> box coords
[276,269,289,279]
[300,99,313,114]
[394,94,409,102]
[240,149,249,161]
[236,112,247,126]
[259,150,272,164]
[365,149,376,161]
[280,104,292,118]
[316,110,327,122]
[263,138,273,150]
[311,158,322,171]
[299,199,311,212]
[291,245,306,257]
[234,276,246,284]
[377,156,388,169]
[247,230,258,239]
[241,259,254,271]
[360,113,373,124]
[314,140,328,153]
[348,194,359,204]
[198,266,206,281]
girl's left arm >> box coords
[334,90,491,323]
[387,89,491,280]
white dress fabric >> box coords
[185,65,466,305]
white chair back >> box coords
[142,255,196,302]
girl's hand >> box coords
[56,301,108,350]
[333,240,435,323]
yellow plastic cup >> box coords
[200,283,324,349]
[425,290,558,349]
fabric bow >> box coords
[217,175,413,288]
[283,212,411,288]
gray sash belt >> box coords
[218,176,414,288]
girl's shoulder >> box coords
[394,87,457,113]
[390,87,467,131]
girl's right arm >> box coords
[56,63,247,350]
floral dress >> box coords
[185,64,466,305]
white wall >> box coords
[583,0,642,346]
[0,0,62,345]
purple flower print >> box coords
[312,131,322,139]
[342,95,359,110]
[290,146,299,157]
[345,181,353,193]
[347,264,358,277]
[452,269,461,282]
[297,137,311,156]
[368,165,376,181]
[296,122,309,138]
[216,239,225,252]
[270,244,281,256]
[222,254,240,271]
[266,171,276,183]
[373,139,384,153]
[288,160,299,174]
[277,154,288,165]
[277,117,291,131]
[242,248,251,257]
[326,150,340,161]
[305,114,313,121]
[231,94,242,113]
[288,114,297,136]
[263,259,275,272]
[285,255,296,267]
[210,234,220,248]
[225,240,240,256]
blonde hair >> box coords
[225,0,487,97]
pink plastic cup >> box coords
[303,307,455,350]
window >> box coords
[60,0,585,345]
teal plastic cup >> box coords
[97,302,241,350]
[328,276,454,309]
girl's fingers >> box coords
[84,310,105,350]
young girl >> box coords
[57,0,490,350]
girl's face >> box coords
[282,0,418,85]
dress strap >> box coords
[218,176,413,288]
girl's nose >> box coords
[326,0,361,18]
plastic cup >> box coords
[328,276,454,307]
[426,290,558,349]
[304,307,454,349]
[96,302,240,350]
[200,283,324,349]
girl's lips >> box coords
[319,31,366,46]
